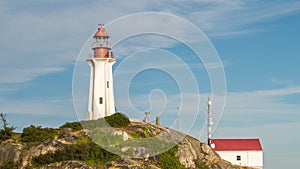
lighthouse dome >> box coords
[94,24,109,37]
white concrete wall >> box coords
[105,60,115,116]
[248,151,263,169]
[216,151,263,169]
[93,60,106,119]
[87,58,116,120]
[87,60,94,120]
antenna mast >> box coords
[177,106,181,132]
[207,97,213,145]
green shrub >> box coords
[194,160,209,169]
[142,127,152,137]
[81,112,130,129]
[158,145,185,169]
[1,161,14,169]
[104,112,130,128]
[76,135,92,145]
[32,142,119,167]
[21,125,60,142]
[59,122,83,131]
[0,127,15,141]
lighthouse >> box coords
[86,24,116,120]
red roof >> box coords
[210,138,262,151]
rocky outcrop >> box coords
[40,161,93,169]
[0,130,85,169]
[19,130,84,168]
[106,158,160,169]
[124,122,250,169]
[0,140,23,166]
[0,122,249,169]
[177,135,241,169]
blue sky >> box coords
[1,0,300,168]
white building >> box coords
[210,138,263,169]
[86,24,116,120]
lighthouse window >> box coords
[236,155,241,161]
[107,81,109,88]
[99,97,103,104]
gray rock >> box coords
[40,161,93,169]
[0,140,23,165]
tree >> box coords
[0,112,16,141]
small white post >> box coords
[144,112,150,123]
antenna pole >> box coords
[177,106,181,132]
[207,97,213,145]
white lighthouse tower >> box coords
[86,24,116,120]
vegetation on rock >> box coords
[0,112,244,169]
[59,113,130,132]
[60,121,83,131]
[20,125,60,142]
[194,160,209,169]
[0,161,15,169]
[104,112,130,128]
[81,112,130,129]
[158,145,185,169]
[32,139,119,167]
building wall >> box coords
[87,60,94,120]
[216,150,263,169]
[247,151,263,169]
[87,58,116,120]
[93,61,106,119]
[105,60,115,116]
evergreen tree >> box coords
[0,112,16,141]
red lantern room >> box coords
[92,24,111,58]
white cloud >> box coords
[254,86,300,96]
[110,84,300,140]
[0,96,74,117]
[216,86,300,131]
[186,0,300,36]
[1,0,300,86]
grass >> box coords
[129,132,139,138]
[142,127,152,138]
[11,133,21,141]
[76,135,92,145]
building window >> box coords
[107,81,109,88]
[99,97,103,104]
[236,155,241,161]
